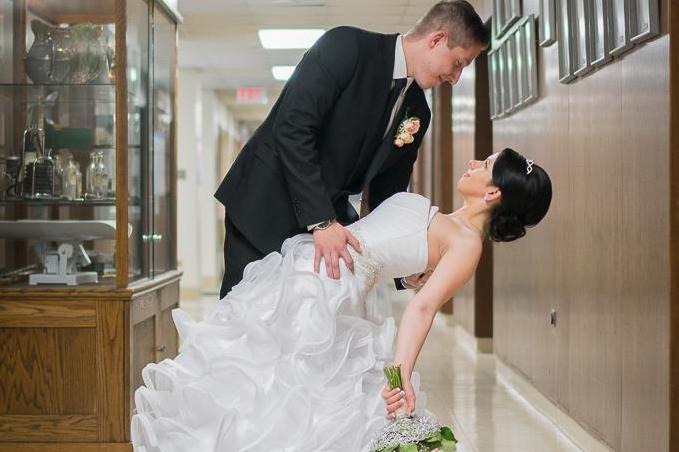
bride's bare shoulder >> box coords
[429,213,483,257]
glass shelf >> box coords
[0,197,143,206]
[0,83,119,103]
[0,198,116,206]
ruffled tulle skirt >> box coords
[131,234,421,452]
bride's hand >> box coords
[313,223,362,279]
[381,380,416,419]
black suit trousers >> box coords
[220,214,265,299]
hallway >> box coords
[180,288,610,452]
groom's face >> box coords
[416,31,483,89]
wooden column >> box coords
[432,83,453,212]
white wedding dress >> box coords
[131,192,439,452]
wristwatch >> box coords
[400,277,417,290]
[312,219,336,231]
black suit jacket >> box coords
[215,26,432,255]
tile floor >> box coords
[180,287,590,452]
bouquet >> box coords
[368,365,457,452]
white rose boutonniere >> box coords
[394,113,421,148]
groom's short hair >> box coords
[411,0,490,49]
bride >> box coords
[131,147,552,452]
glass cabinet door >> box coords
[0,0,118,287]
[150,4,175,276]
[127,0,151,281]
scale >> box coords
[0,220,132,286]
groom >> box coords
[216,0,489,297]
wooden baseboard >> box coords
[0,443,131,452]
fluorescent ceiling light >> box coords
[272,66,296,81]
[258,29,324,49]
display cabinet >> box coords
[0,1,182,450]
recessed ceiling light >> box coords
[272,66,296,81]
[258,29,324,49]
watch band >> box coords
[312,219,335,231]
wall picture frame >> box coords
[591,0,613,66]
[488,49,499,119]
[573,0,594,76]
[498,43,510,115]
[506,34,520,111]
[494,0,505,39]
[609,0,633,55]
[629,0,659,43]
[513,30,526,106]
[521,15,539,105]
[539,0,557,46]
[558,0,577,82]
[495,0,522,38]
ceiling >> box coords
[178,0,438,89]
[177,0,439,125]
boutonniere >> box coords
[394,110,421,148]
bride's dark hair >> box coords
[489,148,552,242]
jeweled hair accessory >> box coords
[526,159,534,175]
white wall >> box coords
[177,69,241,299]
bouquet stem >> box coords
[384,364,408,419]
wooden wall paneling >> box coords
[432,84,454,314]
[534,44,574,415]
[96,301,126,442]
[566,62,623,449]
[619,36,670,452]
[474,51,494,339]
[491,41,573,403]
[671,0,679,444]
[451,62,478,335]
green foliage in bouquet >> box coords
[370,365,457,452]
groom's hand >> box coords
[313,223,362,279]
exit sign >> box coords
[236,87,268,105]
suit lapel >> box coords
[347,33,398,186]
[362,84,421,185]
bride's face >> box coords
[457,152,500,197]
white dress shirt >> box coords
[309,35,413,230]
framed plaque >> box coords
[505,38,519,112]
[513,30,526,106]
[591,0,613,65]
[629,0,659,43]
[558,0,577,83]
[488,49,500,119]
[539,0,557,46]
[498,43,509,115]
[521,16,539,105]
[610,0,632,55]
[573,0,594,76]
[499,0,522,36]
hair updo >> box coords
[489,148,552,242]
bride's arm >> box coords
[392,239,481,414]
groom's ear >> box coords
[428,30,447,48]
[484,187,502,204]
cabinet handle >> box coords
[142,234,163,242]
[156,345,166,352]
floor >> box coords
[180,287,593,452]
